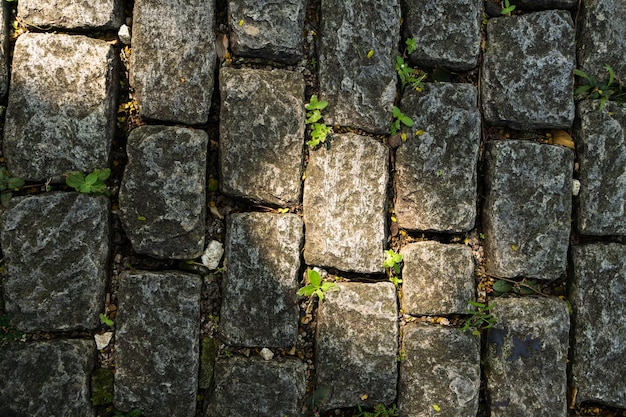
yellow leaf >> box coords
[511,244,518,251]
[277,208,289,214]
[432,404,441,412]
[239,19,244,26]
[367,49,374,58]
[391,216,397,223]
[137,215,147,221]
[401,133,407,142]
[415,130,424,137]
[360,394,369,401]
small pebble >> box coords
[202,240,224,270]
[260,347,274,361]
[118,24,131,45]
[95,332,114,350]
[572,179,581,196]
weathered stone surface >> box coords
[207,357,306,417]
[0,339,96,417]
[574,101,626,236]
[119,125,208,259]
[316,282,398,410]
[1,193,109,332]
[571,243,626,407]
[481,11,575,130]
[577,0,626,80]
[220,213,303,347]
[115,271,202,417]
[303,134,388,273]
[482,140,573,280]
[396,83,480,232]
[485,297,570,417]
[398,324,480,417]
[228,0,305,64]
[130,0,216,124]
[3,33,117,181]
[319,0,399,133]
[0,1,9,98]
[512,0,577,9]
[219,67,305,205]
[404,0,481,71]
[401,241,475,316]
[18,0,123,30]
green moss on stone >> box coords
[200,337,218,389]
[91,368,114,405]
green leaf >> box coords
[79,183,92,193]
[392,106,402,118]
[66,172,85,189]
[1,191,12,207]
[399,115,414,127]
[306,109,322,124]
[85,172,98,185]
[492,280,513,294]
[308,268,321,287]
[315,288,324,301]
[573,68,591,80]
[606,64,615,87]
[406,37,417,54]
[574,84,593,95]
[7,177,24,189]
[99,313,114,327]
[96,168,111,182]
[297,286,314,297]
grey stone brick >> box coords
[303,134,388,273]
[1,193,110,332]
[482,140,573,280]
[571,243,626,408]
[115,271,202,417]
[220,213,303,347]
[119,125,208,259]
[481,11,575,130]
[18,0,123,30]
[3,33,117,181]
[395,83,480,232]
[219,67,305,205]
[316,282,398,410]
[130,0,216,124]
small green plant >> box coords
[99,313,114,327]
[574,65,625,110]
[0,166,24,207]
[395,38,426,93]
[501,0,516,15]
[390,106,414,135]
[305,95,332,148]
[460,301,497,335]
[405,37,417,55]
[356,403,399,417]
[384,249,403,286]
[297,268,338,301]
[65,168,110,196]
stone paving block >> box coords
[119,125,208,259]
[403,0,481,71]
[303,134,388,273]
[574,101,626,236]
[0,340,96,416]
[115,271,202,417]
[482,140,573,280]
[319,0,399,133]
[219,67,305,205]
[396,83,480,232]
[398,323,480,417]
[0,2,9,98]
[401,241,475,316]
[18,0,123,30]
[316,282,398,410]
[571,243,626,407]
[3,33,117,182]
[207,356,306,417]
[228,0,305,64]
[577,0,626,80]
[485,297,570,417]
[1,193,110,332]
[130,0,216,124]
[220,212,303,347]
[481,11,575,130]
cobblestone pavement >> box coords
[0,0,625,416]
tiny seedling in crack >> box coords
[65,168,111,196]
[390,106,413,135]
[305,95,332,148]
[99,313,114,327]
[297,268,338,301]
[384,249,403,286]
[501,0,516,15]
[460,300,497,335]
[0,166,24,207]
[575,65,625,110]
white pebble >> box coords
[202,240,224,270]
[94,332,113,350]
[118,24,131,45]
[259,348,274,361]
[572,179,581,196]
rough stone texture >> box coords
[512,0,577,9]
[481,11,575,130]
[398,324,480,417]
[574,101,626,236]
[316,282,398,410]
[485,297,570,417]
[396,83,480,232]
[219,67,305,205]
[303,134,388,273]
[18,0,123,30]
[571,243,626,407]
[403,0,481,71]
[119,125,208,259]
[0,339,96,417]
[1,193,109,332]
[130,0,216,124]
[220,213,303,347]
[207,357,306,417]
[319,0,399,133]
[577,0,626,80]
[482,140,573,280]
[115,271,202,417]
[401,241,475,316]
[228,0,305,64]
[3,33,117,182]
[0,1,9,98]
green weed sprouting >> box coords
[297,268,338,301]
[305,95,332,148]
[574,64,625,110]
[65,168,110,196]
